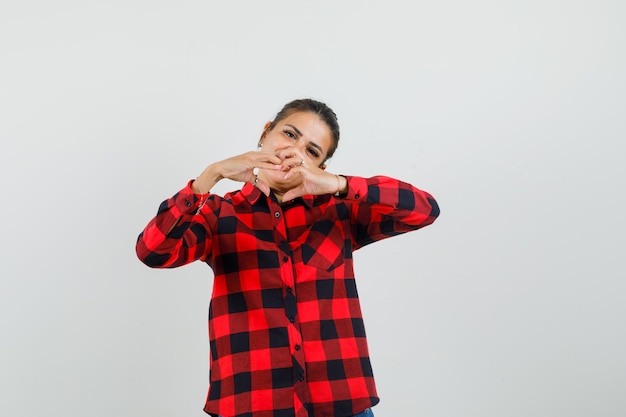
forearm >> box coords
[344,175,440,247]
[136,182,214,268]
[192,162,224,194]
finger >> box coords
[282,186,305,202]
[280,157,306,171]
[275,148,305,163]
[255,152,283,165]
[274,148,298,159]
[283,166,304,180]
[255,161,284,171]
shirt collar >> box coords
[241,182,264,205]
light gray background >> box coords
[1,1,625,416]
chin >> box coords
[264,171,301,192]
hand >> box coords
[194,150,283,196]
[277,148,344,202]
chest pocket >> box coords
[299,218,346,272]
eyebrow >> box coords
[285,124,325,155]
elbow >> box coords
[412,196,440,229]
[136,249,171,269]
[428,196,440,222]
[136,234,170,268]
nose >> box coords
[278,142,306,156]
[295,141,307,153]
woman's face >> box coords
[258,111,333,192]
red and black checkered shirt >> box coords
[136,175,439,417]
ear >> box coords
[258,121,273,147]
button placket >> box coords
[284,287,297,323]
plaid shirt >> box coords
[136,175,439,417]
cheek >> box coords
[276,136,294,149]
[265,169,300,186]
[265,136,291,151]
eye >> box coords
[307,147,319,158]
[283,129,296,139]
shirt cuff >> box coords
[340,176,367,201]
[174,180,204,214]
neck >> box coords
[272,189,285,204]
[257,172,290,204]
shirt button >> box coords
[298,375,304,381]
[295,344,301,350]
[185,201,191,207]
[286,287,292,293]
[354,194,360,199]
[274,212,280,218]
[289,317,295,323]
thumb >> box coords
[281,186,305,202]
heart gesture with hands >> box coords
[192,109,345,203]
[275,147,345,202]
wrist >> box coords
[334,174,348,197]
[193,163,223,194]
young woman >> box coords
[136,99,440,417]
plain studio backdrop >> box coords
[1,1,624,416]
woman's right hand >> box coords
[192,151,283,195]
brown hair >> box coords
[267,98,340,162]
